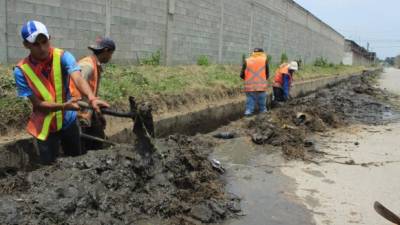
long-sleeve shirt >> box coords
[240,60,269,80]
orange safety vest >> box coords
[70,55,100,99]
[244,53,268,92]
[17,48,65,141]
[273,63,292,88]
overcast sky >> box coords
[294,0,400,59]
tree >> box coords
[384,57,395,66]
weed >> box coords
[197,55,210,66]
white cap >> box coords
[21,20,50,43]
[288,61,298,71]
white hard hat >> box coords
[21,20,49,43]
[288,61,298,71]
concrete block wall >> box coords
[170,0,221,64]
[0,0,345,65]
[168,0,344,64]
[5,0,107,62]
[110,0,167,62]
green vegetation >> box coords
[0,66,31,133]
[197,55,210,66]
[267,55,273,63]
[280,52,288,64]
[242,53,247,63]
[141,50,161,66]
[295,64,365,80]
[100,64,241,104]
[313,57,330,67]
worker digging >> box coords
[13,20,110,165]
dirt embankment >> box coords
[241,71,395,160]
[0,134,241,225]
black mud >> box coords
[0,135,240,225]
[246,71,397,160]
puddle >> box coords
[212,137,315,225]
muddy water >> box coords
[212,137,315,225]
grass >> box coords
[0,63,366,132]
[99,64,242,104]
[99,63,365,103]
[0,65,31,133]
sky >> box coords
[294,0,400,59]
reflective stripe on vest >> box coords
[20,48,63,140]
[244,55,267,92]
[53,48,63,130]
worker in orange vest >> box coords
[272,61,298,102]
[240,48,270,116]
[13,20,109,165]
[70,37,116,151]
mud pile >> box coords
[0,135,240,225]
[248,72,395,159]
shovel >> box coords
[77,97,156,157]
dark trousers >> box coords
[273,87,287,102]
[36,120,82,165]
[81,114,105,152]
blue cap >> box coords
[21,20,49,43]
[88,37,116,51]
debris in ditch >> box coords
[294,112,311,125]
[304,139,314,147]
[345,159,356,165]
[210,159,225,174]
[213,132,237,139]
[246,71,396,160]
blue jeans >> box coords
[36,119,82,165]
[245,92,267,115]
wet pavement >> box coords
[212,137,315,225]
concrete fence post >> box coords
[0,0,8,63]
[248,1,254,52]
[217,0,225,64]
[105,0,111,37]
[164,0,175,66]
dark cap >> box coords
[253,48,264,53]
[88,37,116,51]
